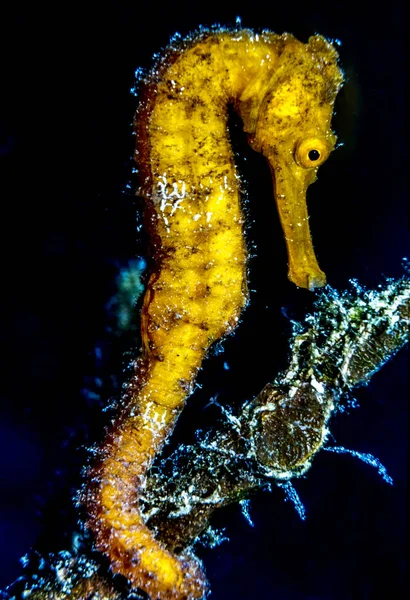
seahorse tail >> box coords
[86,399,208,600]
[85,226,246,598]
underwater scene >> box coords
[1,1,407,599]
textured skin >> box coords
[85,29,343,600]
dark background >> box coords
[1,1,407,598]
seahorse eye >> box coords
[308,149,320,161]
[295,138,330,168]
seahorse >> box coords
[85,28,343,600]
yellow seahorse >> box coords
[85,28,343,600]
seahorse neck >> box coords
[215,29,289,132]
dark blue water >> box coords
[1,1,407,598]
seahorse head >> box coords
[243,35,344,290]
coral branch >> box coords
[141,274,410,547]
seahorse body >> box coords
[86,28,343,600]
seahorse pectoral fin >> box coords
[269,160,326,290]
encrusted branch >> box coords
[142,273,410,548]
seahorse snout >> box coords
[288,263,327,290]
[268,160,326,290]
[308,271,327,290]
